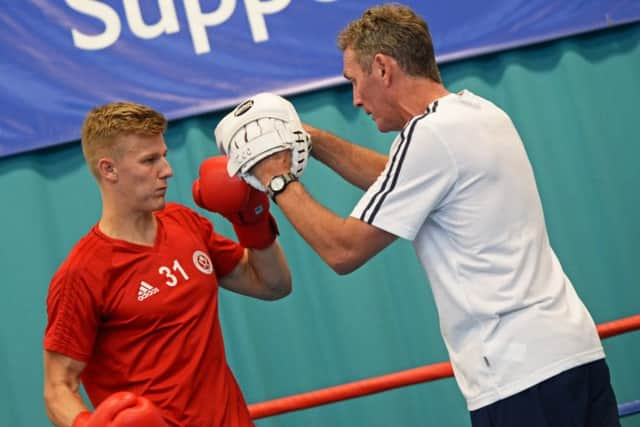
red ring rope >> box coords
[248,314,640,419]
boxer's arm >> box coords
[44,350,89,427]
[219,241,292,300]
[303,123,388,190]
[194,156,292,300]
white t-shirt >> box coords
[351,90,604,410]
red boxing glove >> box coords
[72,392,168,427]
[193,156,279,249]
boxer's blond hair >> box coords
[81,102,167,179]
[338,3,441,83]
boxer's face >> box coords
[107,134,173,212]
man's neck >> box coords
[396,79,450,122]
[99,207,158,246]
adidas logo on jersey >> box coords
[137,281,159,301]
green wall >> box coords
[0,23,638,426]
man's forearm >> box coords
[251,153,397,275]
[305,126,387,190]
[45,384,89,427]
[273,182,365,273]
[246,242,292,300]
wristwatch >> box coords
[267,172,298,202]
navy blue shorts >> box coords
[470,359,620,427]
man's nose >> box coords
[161,158,173,178]
[353,90,362,107]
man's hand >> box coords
[250,150,292,190]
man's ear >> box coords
[98,158,118,182]
[373,53,393,86]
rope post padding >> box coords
[618,400,640,417]
[248,314,640,419]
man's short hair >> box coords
[338,3,441,83]
[81,102,167,179]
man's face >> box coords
[109,133,173,213]
[343,48,399,132]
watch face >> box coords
[270,176,285,191]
